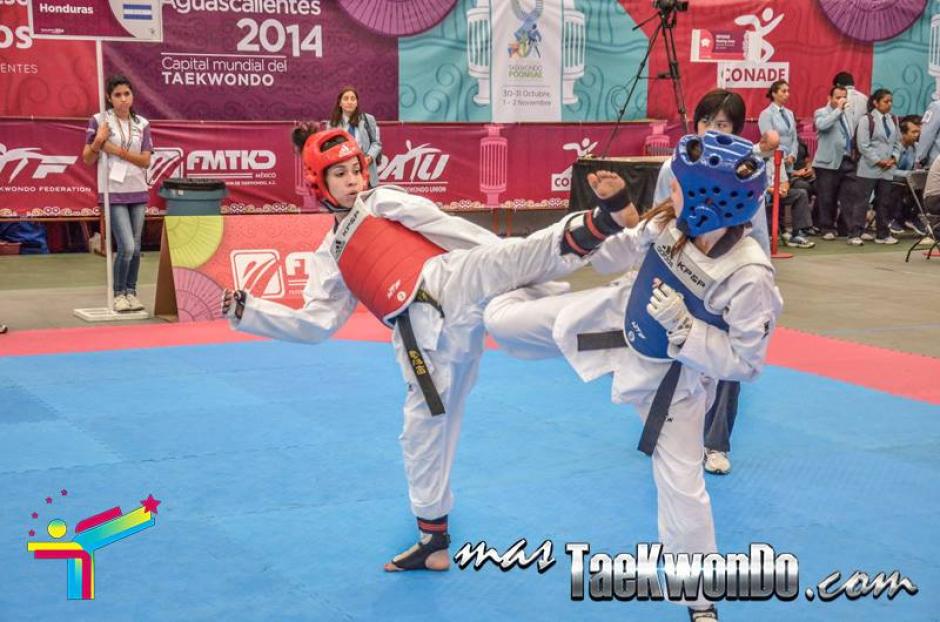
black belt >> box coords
[577,330,627,351]
[395,289,446,416]
[576,329,681,455]
[636,360,682,456]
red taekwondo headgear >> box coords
[301,128,370,211]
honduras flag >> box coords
[122,3,153,20]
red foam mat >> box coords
[2,319,938,405]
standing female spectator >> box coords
[327,86,381,187]
[82,75,153,313]
[758,80,798,169]
[850,89,901,246]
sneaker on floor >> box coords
[125,293,145,311]
[860,232,876,241]
[906,219,927,237]
[888,221,906,236]
[875,236,899,245]
[804,226,822,236]
[786,235,816,249]
[704,449,731,475]
[919,236,937,246]
[113,294,131,313]
[781,231,792,242]
[847,237,864,246]
[822,231,837,241]
[689,605,719,621]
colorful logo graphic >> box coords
[26,491,160,600]
[508,0,544,58]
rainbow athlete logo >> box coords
[26,492,160,600]
[508,0,544,58]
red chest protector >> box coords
[331,200,445,327]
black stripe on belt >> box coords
[577,330,627,351]
[576,329,681,455]
[395,289,446,416]
[637,360,682,456]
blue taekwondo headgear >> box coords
[670,131,766,237]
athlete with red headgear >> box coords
[222,126,637,571]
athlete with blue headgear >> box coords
[484,131,782,622]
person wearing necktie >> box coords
[758,80,798,169]
[848,88,901,245]
[812,86,856,240]
[891,116,927,236]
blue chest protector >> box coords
[624,226,764,360]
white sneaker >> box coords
[113,295,131,313]
[689,605,719,621]
[847,237,864,246]
[125,293,145,311]
[860,232,876,241]
[822,232,836,241]
[704,449,731,475]
[874,236,898,245]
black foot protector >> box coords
[385,531,451,571]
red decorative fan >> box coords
[172,268,225,322]
[338,0,458,36]
[818,0,927,43]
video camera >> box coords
[652,0,689,13]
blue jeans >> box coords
[111,203,146,295]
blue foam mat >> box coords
[1,340,937,621]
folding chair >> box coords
[901,170,940,262]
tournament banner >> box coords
[1,117,664,219]
[162,213,333,321]
[634,0,874,122]
[0,0,98,117]
[28,0,163,40]
[100,1,399,120]
[0,119,302,218]
[490,0,563,122]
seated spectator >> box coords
[759,131,815,248]
[790,138,818,234]
[923,155,940,222]
[891,115,925,236]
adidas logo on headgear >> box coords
[338,143,353,157]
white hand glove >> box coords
[647,282,693,346]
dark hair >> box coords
[766,80,788,101]
[833,72,855,88]
[900,115,922,134]
[693,89,746,135]
[291,122,319,153]
[104,75,138,121]
[867,88,892,112]
[829,85,847,97]
[329,86,361,129]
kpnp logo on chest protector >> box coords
[330,199,445,327]
[624,225,768,360]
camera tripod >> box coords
[601,6,690,157]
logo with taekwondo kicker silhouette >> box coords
[26,489,160,600]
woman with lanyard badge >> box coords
[327,86,381,187]
[82,75,153,313]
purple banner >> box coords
[29,0,162,40]
[102,1,399,120]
